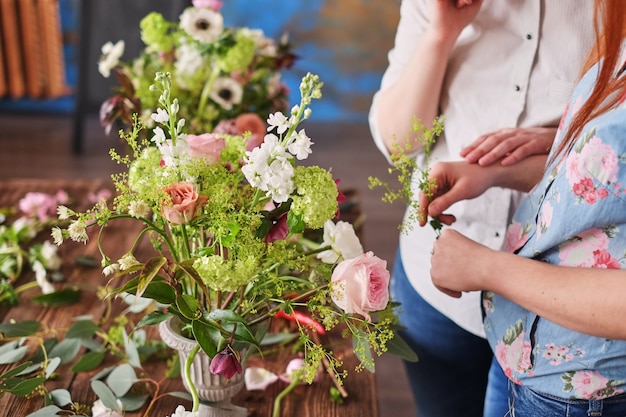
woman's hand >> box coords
[417,161,495,226]
[427,0,483,43]
[460,127,557,166]
[430,229,492,297]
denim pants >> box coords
[391,251,509,417]
[510,383,626,417]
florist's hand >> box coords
[418,161,494,227]
[461,127,557,167]
[427,0,483,42]
[430,229,491,298]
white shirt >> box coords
[369,0,595,337]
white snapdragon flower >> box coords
[98,41,125,78]
[102,263,120,277]
[287,129,312,160]
[267,112,290,134]
[92,399,124,417]
[51,227,64,246]
[317,220,364,264]
[41,241,62,270]
[151,108,169,124]
[242,135,295,202]
[32,261,54,294]
[159,138,189,167]
[118,254,140,271]
[168,405,199,417]
[128,200,151,218]
[68,220,88,243]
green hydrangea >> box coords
[193,254,258,292]
[140,12,175,52]
[128,146,162,196]
[291,166,338,229]
[219,32,256,73]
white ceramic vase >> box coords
[159,317,247,417]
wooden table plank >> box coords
[0,179,379,417]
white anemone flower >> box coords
[244,367,278,391]
[179,7,223,43]
[210,77,243,110]
[98,40,125,78]
[316,220,364,264]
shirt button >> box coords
[515,85,521,91]
[526,33,532,40]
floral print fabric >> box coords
[484,50,626,400]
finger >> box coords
[463,133,509,163]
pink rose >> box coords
[234,113,266,151]
[186,133,226,163]
[330,251,390,321]
[161,182,207,225]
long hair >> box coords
[549,0,626,165]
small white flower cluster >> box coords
[167,405,199,417]
[242,106,313,203]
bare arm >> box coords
[430,229,626,340]
[460,127,557,166]
[374,0,483,153]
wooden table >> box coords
[0,179,379,417]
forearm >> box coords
[483,251,626,340]
[375,31,455,152]
[489,154,547,192]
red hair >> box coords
[550,0,626,165]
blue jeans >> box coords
[510,383,626,417]
[391,251,509,417]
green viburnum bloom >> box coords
[140,12,175,52]
[128,146,163,195]
[219,32,256,73]
[193,254,258,292]
[291,166,338,229]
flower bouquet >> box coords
[98,0,295,141]
[54,71,412,416]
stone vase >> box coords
[159,316,247,417]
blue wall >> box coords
[0,0,399,122]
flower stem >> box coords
[272,374,300,417]
[197,65,221,119]
[185,343,202,412]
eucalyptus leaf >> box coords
[91,380,119,411]
[49,389,72,406]
[0,320,40,337]
[44,357,62,378]
[259,332,298,346]
[66,320,100,339]
[25,405,62,417]
[48,338,81,364]
[74,255,99,267]
[123,330,141,368]
[105,363,137,397]
[16,361,42,376]
[0,340,23,356]
[119,392,149,411]
[167,391,193,401]
[5,376,46,396]
[71,351,106,373]
[91,365,115,380]
[0,361,33,379]
[31,288,81,306]
[136,310,169,328]
[0,344,27,364]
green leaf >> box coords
[207,309,245,323]
[4,376,46,396]
[259,332,298,346]
[71,351,106,373]
[91,380,120,411]
[48,338,82,364]
[119,392,149,411]
[123,330,141,368]
[25,405,62,417]
[66,320,100,339]
[176,294,199,319]
[106,363,137,397]
[31,288,81,306]
[192,320,219,358]
[142,281,176,304]
[136,256,167,298]
[0,320,41,337]
[0,361,33,379]
[44,357,61,378]
[287,211,305,234]
[0,344,27,364]
[136,310,169,328]
[49,389,72,407]
[385,333,418,363]
[353,333,375,373]
[74,255,99,268]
